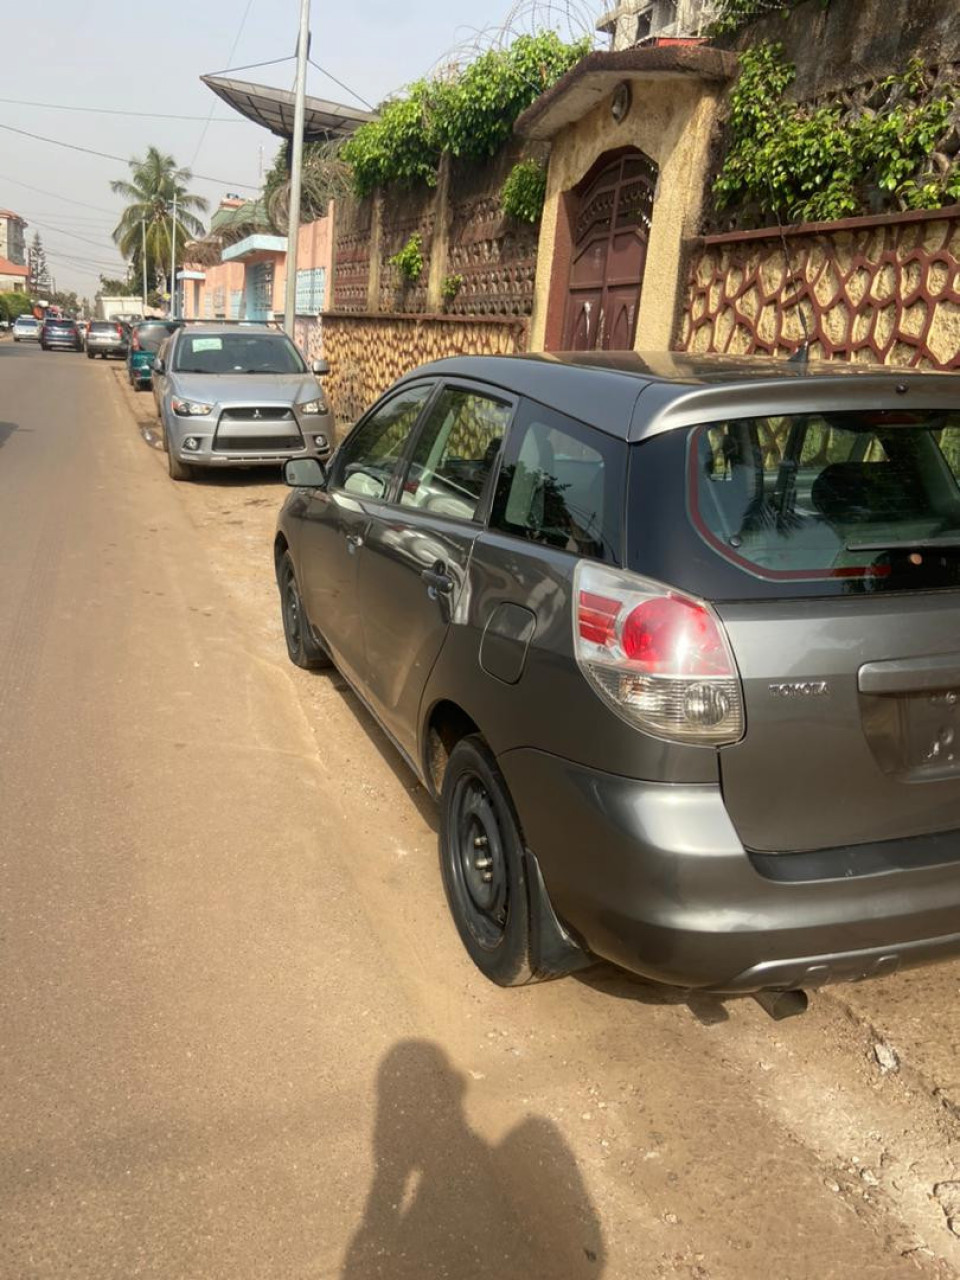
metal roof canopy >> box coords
[200,74,376,142]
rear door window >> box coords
[690,411,960,591]
[490,400,624,563]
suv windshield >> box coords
[688,410,960,593]
[173,332,305,375]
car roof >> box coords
[174,323,278,336]
[401,351,960,441]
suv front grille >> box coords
[212,435,304,453]
[221,406,292,421]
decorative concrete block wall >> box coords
[678,208,960,369]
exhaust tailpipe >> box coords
[753,989,808,1021]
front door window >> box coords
[331,383,435,500]
[399,387,512,521]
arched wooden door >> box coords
[562,152,658,352]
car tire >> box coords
[86,350,95,359]
[278,552,333,669]
[166,444,194,482]
[440,735,537,987]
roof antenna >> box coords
[767,182,811,365]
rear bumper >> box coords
[497,747,960,992]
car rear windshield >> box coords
[173,332,305,375]
[687,410,960,594]
[90,322,120,332]
[135,323,178,352]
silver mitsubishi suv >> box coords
[275,351,960,999]
[152,323,333,481]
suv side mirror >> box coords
[152,357,165,374]
[285,457,326,488]
[311,358,330,377]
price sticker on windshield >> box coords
[191,337,223,352]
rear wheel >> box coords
[440,736,535,986]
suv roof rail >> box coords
[174,317,285,328]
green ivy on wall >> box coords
[341,33,588,198]
[714,44,960,223]
[500,160,548,223]
[388,233,425,284]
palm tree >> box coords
[111,147,208,297]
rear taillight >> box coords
[574,563,744,745]
[116,325,123,338]
[131,332,140,350]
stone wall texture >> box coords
[322,314,529,426]
[678,208,960,370]
[726,0,960,105]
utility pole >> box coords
[170,190,178,319]
[141,219,148,315]
[283,0,311,338]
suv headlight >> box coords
[172,398,213,417]
[297,397,327,415]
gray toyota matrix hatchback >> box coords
[275,351,960,995]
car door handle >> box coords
[421,565,454,595]
[345,532,364,552]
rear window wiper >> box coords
[846,537,960,552]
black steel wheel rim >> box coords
[282,569,302,654]
[449,772,508,950]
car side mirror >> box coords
[152,357,164,374]
[285,457,326,488]
[311,358,330,377]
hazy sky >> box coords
[1,0,598,299]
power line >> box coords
[22,214,118,252]
[0,95,247,122]
[192,0,257,166]
[0,171,119,215]
[0,121,261,191]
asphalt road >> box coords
[2,338,960,1279]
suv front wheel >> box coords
[440,736,537,987]
[279,552,333,669]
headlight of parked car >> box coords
[297,398,327,415]
[172,398,213,417]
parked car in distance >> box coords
[127,319,181,390]
[152,323,332,481]
[86,320,129,360]
[40,316,82,351]
[276,351,960,997]
[12,314,41,343]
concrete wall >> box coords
[725,0,960,104]
[529,74,724,352]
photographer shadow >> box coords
[341,1040,606,1279]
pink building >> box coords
[181,204,333,360]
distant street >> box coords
[3,337,960,1279]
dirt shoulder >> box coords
[104,361,960,1278]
